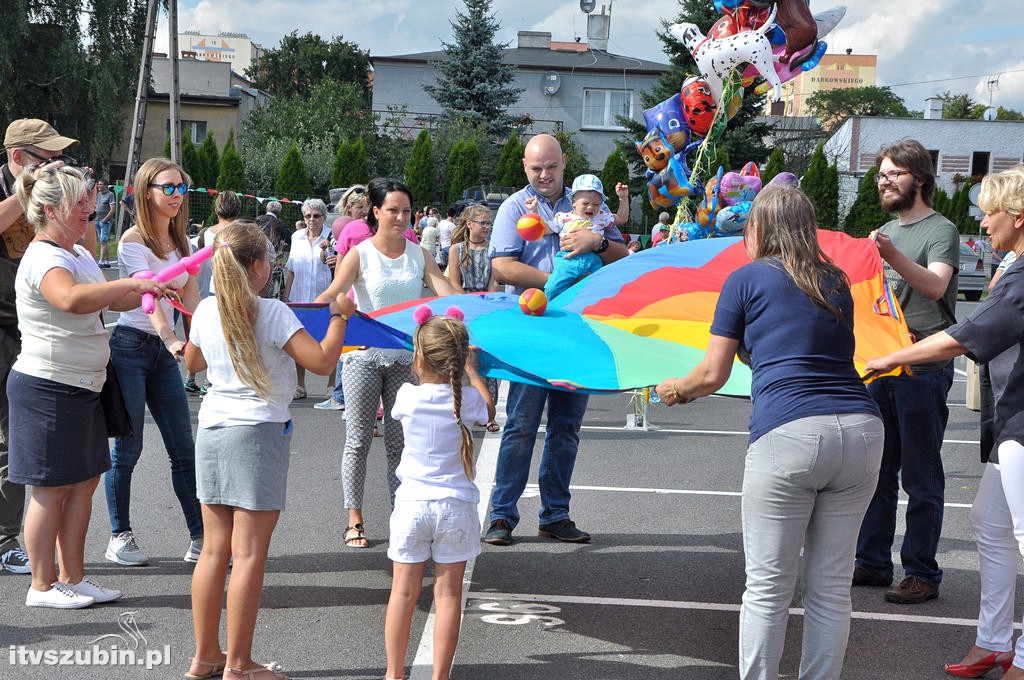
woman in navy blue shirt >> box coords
[657,184,883,680]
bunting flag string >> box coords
[112,184,313,206]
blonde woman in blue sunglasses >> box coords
[104,158,205,571]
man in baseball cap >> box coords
[0,118,79,575]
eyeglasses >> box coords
[304,213,324,219]
[148,182,189,196]
[471,219,493,227]
[23,149,76,166]
[875,170,912,184]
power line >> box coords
[881,67,1024,90]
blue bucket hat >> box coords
[571,174,606,201]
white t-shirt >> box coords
[420,225,440,256]
[116,241,191,334]
[189,297,304,428]
[438,219,456,248]
[14,241,109,391]
[391,382,489,502]
[286,226,334,302]
[351,238,426,313]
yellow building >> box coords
[767,51,877,117]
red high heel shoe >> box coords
[945,651,1014,678]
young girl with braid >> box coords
[384,307,495,680]
[183,220,355,680]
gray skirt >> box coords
[195,420,292,511]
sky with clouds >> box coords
[164,0,1024,115]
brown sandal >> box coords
[344,523,368,548]
[184,657,226,679]
[226,662,289,679]
[486,421,501,432]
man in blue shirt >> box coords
[484,133,627,545]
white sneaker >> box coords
[184,538,202,563]
[105,531,149,566]
[313,397,345,411]
[26,582,94,609]
[68,577,122,603]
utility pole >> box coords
[168,0,181,165]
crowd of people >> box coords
[3,117,1024,680]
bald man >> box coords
[484,134,627,546]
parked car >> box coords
[959,241,987,301]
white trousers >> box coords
[971,441,1024,666]
[739,413,884,680]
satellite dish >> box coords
[580,0,596,13]
[983,107,997,121]
[542,72,561,96]
[968,182,982,207]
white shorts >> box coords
[388,498,481,564]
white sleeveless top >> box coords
[350,238,426,364]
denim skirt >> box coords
[7,370,110,487]
[195,421,292,511]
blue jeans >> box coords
[105,326,202,539]
[855,362,953,584]
[331,356,345,404]
[489,382,588,528]
[95,219,112,243]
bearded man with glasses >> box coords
[0,119,80,576]
[853,138,961,605]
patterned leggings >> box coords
[341,350,412,509]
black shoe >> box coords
[537,519,590,543]
[852,565,892,587]
[884,576,938,604]
[484,519,513,546]
[183,380,200,394]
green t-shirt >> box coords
[879,211,959,369]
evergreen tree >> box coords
[819,162,839,228]
[761,147,785,185]
[331,139,351,190]
[600,151,630,214]
[405,130,436,209]
[708,146,731,178]
[445,140,481,205]
[933,187,950,217]
[496,132,527,188]
[800,144,829,220]
[275,142,311,199]
[843,168,891,238]
[197,132,220,188]
[423,0,524,134]
[947,183,972,233]
[554,131,591,185]
[181,130,200,184]
[349,137,369,185]
[163,136,172,160]
[217,130,246,192]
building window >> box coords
[166,119,207,142]
[582,89,632,130]
[928,149,939,172]
[971,151,990,177]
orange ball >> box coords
[517,212,547,242]
[519,288,548,316]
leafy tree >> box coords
[217,130,246,192]
[938,92,984,120]
[600,151,630,214]
[424,0,524,134]
[275,142,311,198]
[996,106,1024,121]
[245,32,370,101]
[241,79,374,151]
[554,131,590,185]
[405,130,436,209]
[181,130,200,184]
[805,86,910,132]
[843,168,891,237]
[196,132,220,189]
[0,1,148,174]
[497,132,527,188]
[761,147,786,186]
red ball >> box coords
[519,288,548,316]
[517,212,547,242]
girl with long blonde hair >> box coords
[385,309,494,680]
[184,220,355,680]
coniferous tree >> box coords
[424,0,524,134]
[217,130,246,192]
[496,133,527,188]
[933,187,950,217]
[275,142,311,199]
[163,136,172,160]
[554,131,590,185]
[843,168,891,237]
[445,140,482,205]
[197,132,220,188]
[601,151,630,214]
[331,139,351,190]
[800,144,829,219]
[405,130,435,209]
[181,130,200,184]
[349,138,369,186]
[761,147,786,185]
[819,162,840,228]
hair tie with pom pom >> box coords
[445,305,465,321]
[413,304,433,326]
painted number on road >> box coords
[477,601,564,627]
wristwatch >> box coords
[595,237,610,254]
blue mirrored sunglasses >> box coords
[148,182,189,196]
